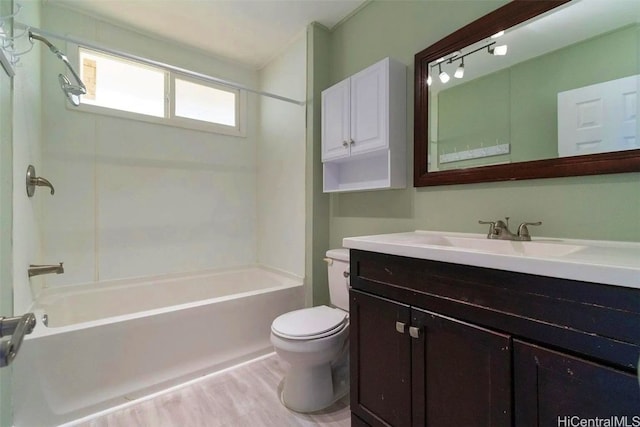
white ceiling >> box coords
[47,0,366,69]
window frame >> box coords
[169,73,245,136]
[69,44,246,137]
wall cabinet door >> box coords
[321,79,351,161]
[350,290,412,427]
[514,340,640,426]
[349,60,388,156]
[412,309,512,427]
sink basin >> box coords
[410,234,585,257]
[360,231,585,257]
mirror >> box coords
[414,0,640,186]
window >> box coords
[174,78,237,127]
[77,47,244,136]
[80,49,166,117]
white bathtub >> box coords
[12,267,304,427]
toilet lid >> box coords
[271,306,348,340]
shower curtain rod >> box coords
[18,24,306,106]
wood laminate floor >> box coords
[78,354,351,427]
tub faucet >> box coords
[28,263,64,278]
[478,217,541,241]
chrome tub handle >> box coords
[0,313,36,367]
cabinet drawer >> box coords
[350,250,640,370]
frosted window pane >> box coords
[79,49,165,117]
[175,79,236,126]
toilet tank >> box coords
[325,249,350,311]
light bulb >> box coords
[427,74,432,86]
[439,70,450,83]
[490,44,508,56]
[491,30,504,39]
[454,62,464,79]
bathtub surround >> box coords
[12,0,43,316]
[257,31,306,279]
[0,2,13,425]
[38,3,260,290]
[5,2,44,424]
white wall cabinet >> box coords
[321,57,406,193]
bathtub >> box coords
[12,267,304,427]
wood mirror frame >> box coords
[413,0,640,187]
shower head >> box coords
[58,74,84,106]
[29,31,87,106]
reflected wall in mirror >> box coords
[414,0,640,186]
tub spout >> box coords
[28,263,64,278]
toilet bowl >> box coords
[270,249,350,413]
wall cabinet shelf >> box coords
[349,250,640,427]
[321,57,406,193]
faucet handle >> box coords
[517,221,542,240]
[26,165,55,197]
[479,220,497,237]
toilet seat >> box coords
[271,306,348,340]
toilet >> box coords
[270,248,350,413]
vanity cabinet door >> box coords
[350,290,412,427]
[412,309,512,427]
[514,340,640,426]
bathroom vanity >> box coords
[344,231,640,427]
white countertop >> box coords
[343,230,640,290]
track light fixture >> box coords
[438,63,450,83]
[489,44,508,56]
[428,40,508,87]
[454,58,465,79]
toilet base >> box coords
[280,347,349,413]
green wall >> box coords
[306,24,332,306]
[314,0,640,289]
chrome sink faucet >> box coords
[479,217,542,241]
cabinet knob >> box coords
[342,141,349,148]
[395,321,407,334]
[349,139,355,145]
[409,326,421,339]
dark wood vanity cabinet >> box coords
[349,250,640,427]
